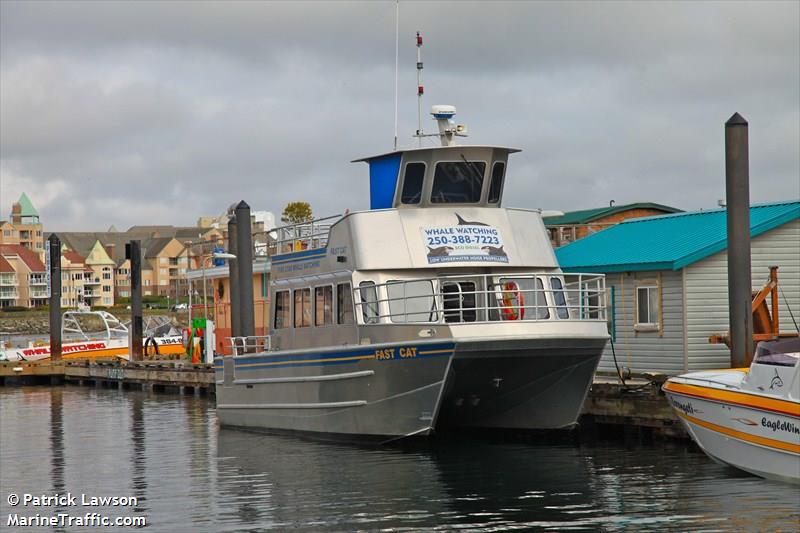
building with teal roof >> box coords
[555,200,800,375]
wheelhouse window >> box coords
[294,288,311,328]
[274,290,290,329]
[488,162,505,204]
[400,162,426,205]
[431,161,486,204]
[636,285,659,327]
[359,281,380,324]
[337,283,354,325]
[442,281,477,323]
[315,285,333,326]
[386,280,437,323]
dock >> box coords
[0,359,215,395]
[1,360,683,436]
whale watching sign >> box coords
[422,215,508,264]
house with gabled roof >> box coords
[0,255,18,307]
[556,200,800,375]
[543,202,682,247]
[0,244,47,307]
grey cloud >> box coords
[0,1,797,230]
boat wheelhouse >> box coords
[215,107,610,440]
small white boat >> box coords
[663,337,800,484]
[0,311,184,362]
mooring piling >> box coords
[228,214,241,338]
[724,112,754,368]
[127,240,144,362]
[235,201,255,341]
[47,234,62,361]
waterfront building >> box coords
[543,202,682,248]
[185,257,270,354]
[0,193,45,259]
[0,244,47,308]
[60,249,90,308]
[556,200,800,375]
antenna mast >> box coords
[416,31,423,147]
[393,0,399,150]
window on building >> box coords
[636,285,659,327]
[337,283,354,325]
[294,288,311,328]
[358,281,380,324]
[387,280,436,322]
[488,162,505,203]
[315,286,333,326]
[102,272,112,280]
[431,161,486,204]
[274,290,290,329]
[103,285,112,292]
[400,163,426,204]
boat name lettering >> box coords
[669,396,695,416]
[21,342,108,357]
[761,417,800,434]
[329,246,347,256]
[275,261,321,273]
[374,347,418,361]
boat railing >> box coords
[353,272,607,325]
[265,215,341,256]
[228,335,272,356]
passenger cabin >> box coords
[262,109,605,352]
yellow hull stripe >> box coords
[664,381,800,417]
[41,343,186,361]
[676,411,800,455]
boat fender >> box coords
[501,281,525,321]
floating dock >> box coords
[0,359,214,395]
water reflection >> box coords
[0,386,798,532]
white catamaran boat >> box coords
[0,310,184,362]
[215,106,609,440]
[663,337,800,484]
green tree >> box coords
[281,202,313,224]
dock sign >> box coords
[422,214,508,264]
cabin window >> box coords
[337,283,355,325]
[550,277,569,319]
[400,163,426,204]
[358,281,380,324]
[431,161,486,204]
[488,162,505,203]
[636,285,659,327]
[294,288,312,328]
[386,280,437,323]
[274,290,290,329]
[498,277,550,320]
[315,285,333,326]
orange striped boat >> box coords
[663,337,800,484]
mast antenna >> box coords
[416,31,423,147]
[393,0,399,151]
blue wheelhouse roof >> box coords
[556,200,800,273]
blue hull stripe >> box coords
[214,342,455,371]
[271,248,328,264]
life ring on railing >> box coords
[500,281,525,321]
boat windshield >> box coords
[431,161,486,203]
[753,338,800,367]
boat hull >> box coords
[215,336,606,439]
[663,376,800,484]
[0,336,185,362]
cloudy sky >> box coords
[1,1,798,231]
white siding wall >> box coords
[685,219,800,370]
[598,269,686,374]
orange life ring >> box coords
[501,281,525,321]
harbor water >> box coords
[1,386,798,532]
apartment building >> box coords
[0,244,47,307]
[0,193,45,259]
[60,249,90,308]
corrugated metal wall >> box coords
[685,219,800,370]
[598,269,686,374]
